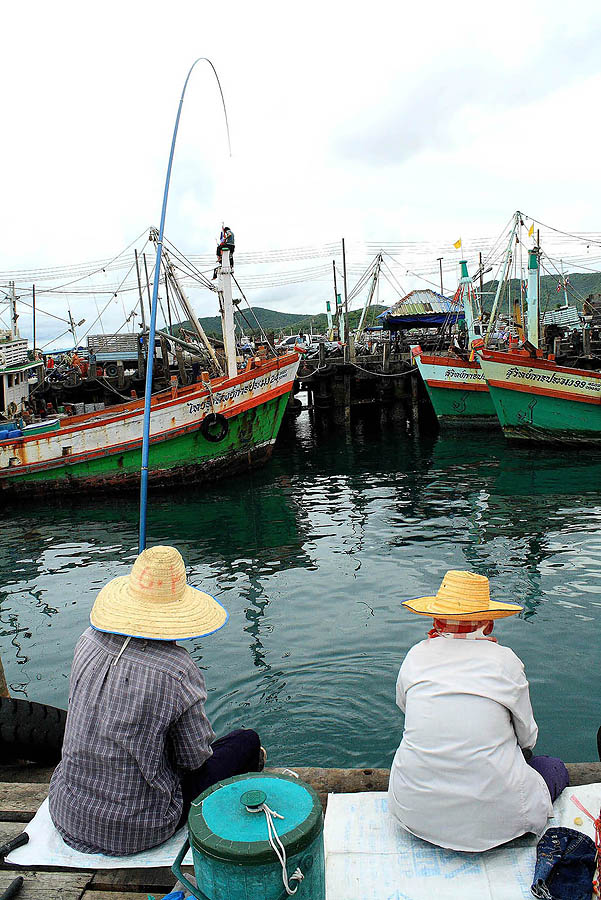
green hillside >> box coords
[481,272,601,315]
[175,304,387,339]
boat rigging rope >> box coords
[10,297,71,325]
[78,253,149,345]
[350,360,416,378]
[34,228,151,295]
[161,235,215,291]
[524,214,601,249]
[231,274,278,360]
[245,803,304,895]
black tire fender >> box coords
[0,697,66,765]
[200,412,229,443]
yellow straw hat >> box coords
[403,570,522,621]
[90,545,228,640]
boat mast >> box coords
[160,245,223,374]
[560,259,569,307]
[217,248,237,378]
[326,299,334,340]
[356,253,383,342]
[527,246,540,348]
[8,282,18,340]
[484,211,520,347]
[458,260,476,342]
[138,58,230,553]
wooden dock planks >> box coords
[1,763,601,898]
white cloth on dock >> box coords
[324,786,601,900]
[6,798,193,868]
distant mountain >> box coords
[174,304,388,339]
[481,272,601,314]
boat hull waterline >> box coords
[0,355,299,493]
[478,349,601,444]
[415,354,497,424]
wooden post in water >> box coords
[382,341,390,374]
[344,370,351,424]
[411,371,420,428]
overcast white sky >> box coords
[3,0,601,344]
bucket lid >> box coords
[188,773,323,864]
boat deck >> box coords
[0,762,600,899]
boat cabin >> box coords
[0,334,43,418]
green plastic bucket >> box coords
[172,773,325,900]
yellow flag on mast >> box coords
[528,223,534,238]
[453,238,462,249]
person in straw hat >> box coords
[49,546,265,856]
[388,570,569,853]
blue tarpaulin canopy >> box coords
[378,289,464,331]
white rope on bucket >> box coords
[246,803,304,895]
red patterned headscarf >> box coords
[427,618,497,642]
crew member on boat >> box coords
[388,570,569,852]
[213,226,235,279]
[49,545,264,855]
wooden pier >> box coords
[1,761,600,899]
[293,344,435,426]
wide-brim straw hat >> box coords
[403,570,522,621]
[90,545,228,640]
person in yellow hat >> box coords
[388,570,568,852]
[49,545,265,856]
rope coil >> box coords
[246,802,304,895]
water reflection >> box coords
[1,412,601,763]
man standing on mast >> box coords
[213,226,235,279]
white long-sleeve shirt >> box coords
[387,637,552,852]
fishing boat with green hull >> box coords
[414,351,495,423]
[414,260,496,424]
[0,353,299,494]
[478,348,601,444]
[478,242,601,444]
[0,234,301,494]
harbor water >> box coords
[1,412,600,766]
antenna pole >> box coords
[332,260,341,340]
[134,250,146,332]
[342,238,350,357]
[32,285,36,351]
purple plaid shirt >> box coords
[49,627,214,855]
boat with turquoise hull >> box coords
[414,258,498,425]
[414,351,495,422]
[415,216,525,427]
[478,348,601,443]
[478,243,601,443]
